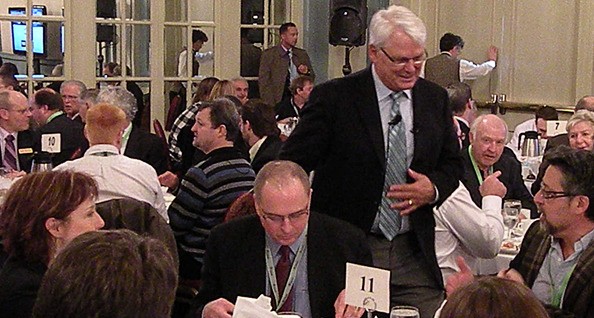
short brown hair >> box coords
[240,99,279,138]
[85,103,128,144]
[33,88,64,111]
[0,171,98,264]
[289,75,313,96]
[32,229,178,318]
[440,276,549,318]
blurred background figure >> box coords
[0,171,104,317]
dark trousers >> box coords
[367,232,444,318]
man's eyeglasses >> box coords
[380,48,425,68]
[538,189,575,200]
[261,208,309,224]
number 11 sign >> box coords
[345,263,390,313]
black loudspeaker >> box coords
[97,0,116,18]
[329,0,367,47]
[97,25,115,43]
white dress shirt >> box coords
[54,144,168,222]
[434,181,504,283]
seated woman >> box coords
[439,276,549,318]
[0,170,105,318]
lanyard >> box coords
[46,111,64,124]
[548,249,578,308]
[468,146,492,185]
[264,233,307,311]
[121,125,132,145]
[89,151,118,157]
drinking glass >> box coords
[502,200,521,240]
[390,306,419,318]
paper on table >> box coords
[232,295,280,318]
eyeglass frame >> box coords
[537,188,576,200]
[380,47,425,68]
[260,207,309,224]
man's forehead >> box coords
[542,165,563,188]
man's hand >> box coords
[3,170,26,179]
[445,256,475,297]
[158,171,179,189]
[202,298,234,318]
[497,268,526,285]
[297,64,309,75]
[334,289,364,318]
[487,45,498,61]
[387,169,436,215]
[480,170,506,198]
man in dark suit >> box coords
[193,161,372,318]
[275,75,313,122]
[279,6,462,317]
[461,114,537,217]
[0,90,36,173]
[446,82,475,149]
[240,100,283,174]
[31,89,87,167]
[97,86,168,175]
[259,22,314,107]
[60,80,87,123]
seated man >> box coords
[275,75,313,122]
[30,89,88,166]
[240,99,283,174]
[60,80,87,123]
[449,146,594,318]
[507,106,558,156]
[462,114,537,217]
[97,86,169,175]
[192,160,372,318]
[54,103,168,221]
[435,173,505,283]
[168,98,255,281]
[32,229,177,318]
[446,82,476,149]
[0,90,36,173]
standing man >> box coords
[60,80,87,123]
[168,98,255,282]
[259,22,314,107]
[446,82,476,149]
[280,6,462,317]
[0,90,35,173]
[424,33,498,87]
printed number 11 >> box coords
[360,276,374,293]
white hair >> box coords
[369,5,427,48]
[96,86,137,121]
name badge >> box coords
[18,147,33,155]
[41,133,61,153]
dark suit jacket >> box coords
[275,98,300,121]
[0,256,47,318]
[0,129,37,173]
[510,221,594,318]
[251,135,283,174]
[194,212,372,318]
[544,133,569,153]
[461,147,538,218]
[37,113,87,167]
[456,118,470,149]
[259,45,314,106]
[124,126,168,175]
[279,67,462,287]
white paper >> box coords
[41,133,61,153]
[345,263,390,313]
[232,295,278,318]
[547,120,567,137]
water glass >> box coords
[502,199,521,240]
[390,306,419,318]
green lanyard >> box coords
[121,125,132,145]
[46,111,64,124]
[548,249,578,308]
[468,146,492,185]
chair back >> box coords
[166,95,182,131]
[153,119,171,170]
[225,191,256,222]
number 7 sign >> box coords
[345,263,390,313]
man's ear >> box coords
[0,108,9,121]
[468,132,475,143]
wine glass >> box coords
[390,306,419,318]
[502,200,521,240]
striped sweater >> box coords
[168,146,255,267]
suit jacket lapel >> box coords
[238,221,267,296]
[356,68,385,169]
[307,214,325,318]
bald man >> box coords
[0,90,36,173]
[461,114,537,217]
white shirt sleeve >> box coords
[177,49,188,77]
[436,183,504,258]
[459,59,496,81]
[195,51,214,62]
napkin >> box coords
[232,295,279,318]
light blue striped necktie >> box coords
[378,91,407,240]
[288,49,298,81]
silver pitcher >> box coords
[31,152,53,173]
[518,131,540,157]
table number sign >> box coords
[345,263,390,313]
[41,133,61,153]
[547,121,567,137]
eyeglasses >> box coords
[538,189,575,200]
[380,48,425,68]
[261,208,309,224]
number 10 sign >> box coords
[345,263,390,313]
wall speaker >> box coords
[329,0,367,47]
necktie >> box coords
[287,49,298,82]
[378,92,407,240]
[276,245,293,312]
[3,135,17,171]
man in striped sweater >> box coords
[168,98,255,282]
